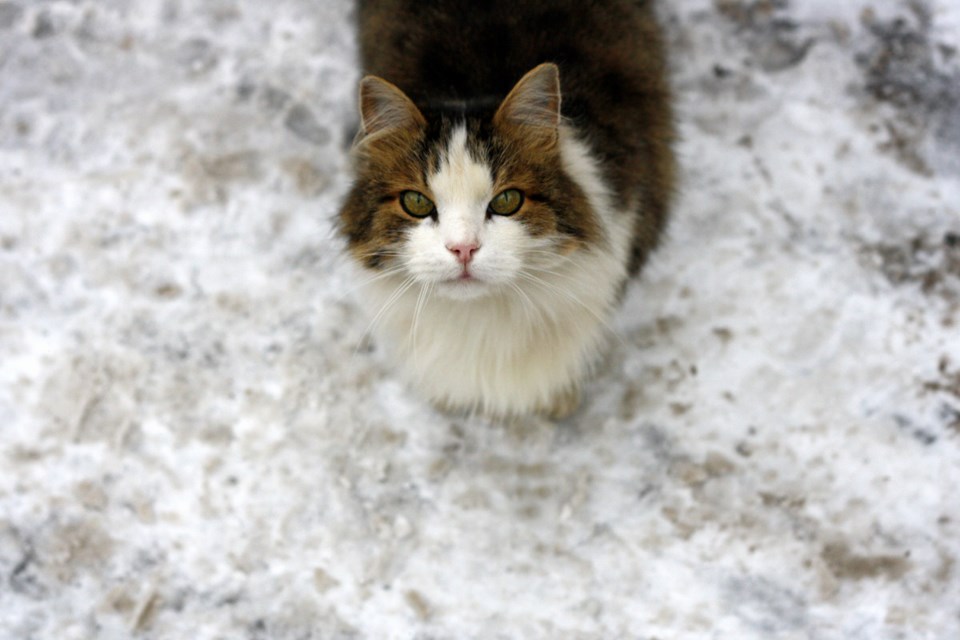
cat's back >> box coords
[357,0,675,274]
[359,1,662,103]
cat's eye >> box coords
[400,191,435,218]
[488,189,524,216]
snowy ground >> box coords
[1,0,959,638]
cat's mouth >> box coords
[448,264,479,282]
[447,273,481,286]
[436,269,490,299]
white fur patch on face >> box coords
[428,126,491,249]
[402,125,529,299]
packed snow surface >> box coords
[1,1,959,638]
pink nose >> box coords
[447,242,480,264]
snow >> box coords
[1,1,959,638]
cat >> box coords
[338,0,676,418]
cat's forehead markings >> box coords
[427,125,493,210]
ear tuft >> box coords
[494,63,562,133]
[358,76,425,139]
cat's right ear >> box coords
[357,76,425,142]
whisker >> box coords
[334,265,409,303]
[352,248,405,259]
[506,281,539,328]
[351,275,418,361]
[522,248,581,269]
[517,271,604,318]
[409,281,432,374]
[515,272,625,348]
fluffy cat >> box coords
[339,0,675,418]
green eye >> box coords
[400,191,435,218]
[488,189,524,216]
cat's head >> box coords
[339,64,602,301]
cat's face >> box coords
[339,64,600,301]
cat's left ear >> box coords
[494,63,561,146]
